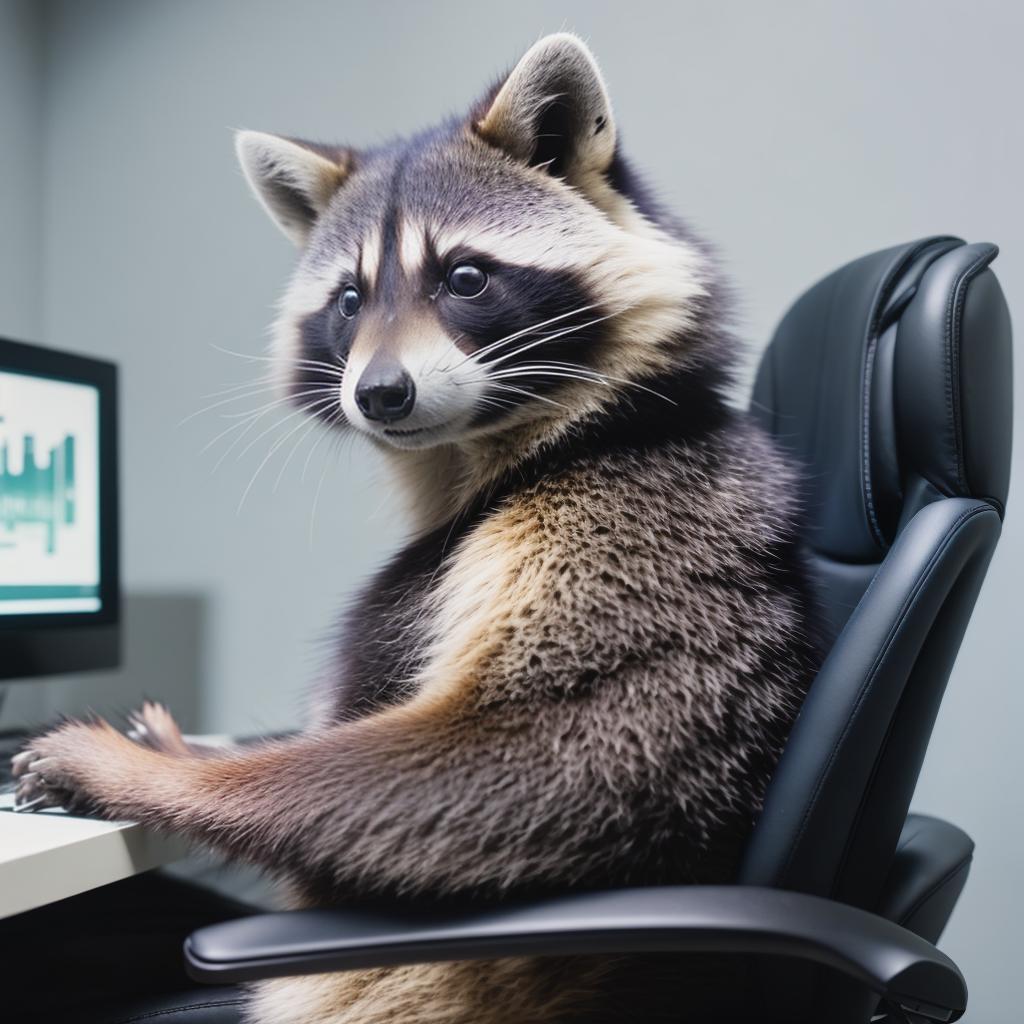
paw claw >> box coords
[10,750,34,777]
[9,718,117,814]
[13,793,50,813]
[14,771,56,811]
[126,702,188,754]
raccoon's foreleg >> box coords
[11,691,619,896]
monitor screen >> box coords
[0,370,103,617]
[0,337,119,681]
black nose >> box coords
[355,366,416,423]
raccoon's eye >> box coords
[338,285,363,319]
[446,263,488,298]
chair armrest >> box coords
[184,886,966,1021]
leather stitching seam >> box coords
[110,998,246,1023]
[944,246,997,495]
[860,239,957,551]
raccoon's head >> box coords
[236,34,709,457]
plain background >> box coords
[1,1,1021,1017]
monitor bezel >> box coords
[0,337,120,680]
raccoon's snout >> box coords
[354,361,416,423]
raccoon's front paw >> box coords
[127,700,192,756]
[11,720,120,815]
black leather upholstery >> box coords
[738,497,999,903]
[753,238,952,561]
[877,814,974,944]
[895,246,1013,521]
[742,238,1010,919]
[86,988,244,1024]
[751,237,1012,644]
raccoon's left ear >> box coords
[475,33,616,186]
[235,131,351,246]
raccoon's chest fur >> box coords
[323,416,817,889]
[257,418,817,1024]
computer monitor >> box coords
[0,337,120,680]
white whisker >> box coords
[234,391,338,460]
[212,404,281,473]
[211,389,335,473]
[452,303,598,369]
[182,377,339,425]
[302,408,343,483]
[180,386,283,425]
[273,413,328,492]
[203,369,340,400]
[489,368,606,386]
[199,374,276,400]
[236,395,340,514]
[210,343,345,375]
[488,381,569,410]
[308,412,344,549]
[475,395,518,413]
[483,308,631,371]
[221,385,337,423]
[489,362,678,405]
[200,409,265,456]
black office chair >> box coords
[110,237,1014,1023]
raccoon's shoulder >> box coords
[521,410,804,560]
[506,413,814,649]
[463,411,810,639]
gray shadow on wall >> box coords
[0,591,208,732]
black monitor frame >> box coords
[0,337,121,680]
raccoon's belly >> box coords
[245,958,608,1024]
[244,953,744,1024]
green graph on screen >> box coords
[0,421,77,556]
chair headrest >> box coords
[752,237,1012,562]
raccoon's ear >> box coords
[235,131,351,246]
[475,33,616,186]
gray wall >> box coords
[1,1,1021,1017]
[0,0,43,341]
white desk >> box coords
[0,734,234,918]
[0,792,187,919]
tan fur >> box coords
[398,217,427,278]
[246,958,617,1024]
[360,225,384,291]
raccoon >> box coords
[14,33,819,1024]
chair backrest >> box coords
[739,238,1013,914]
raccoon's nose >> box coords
[355,366,416,423]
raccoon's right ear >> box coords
[235,131,351,246]
[474,34,616,187]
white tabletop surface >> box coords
[0,790,187,919]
